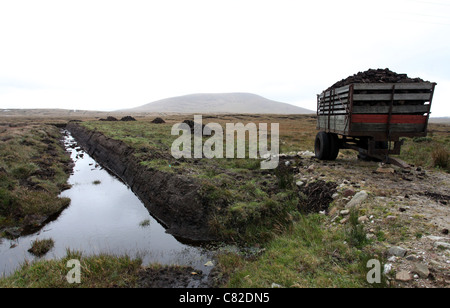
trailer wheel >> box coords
[315,131,331,160]
[327,133,340,160]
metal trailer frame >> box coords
[315,82,437,167]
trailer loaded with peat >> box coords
[315,69,437,167]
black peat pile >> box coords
[298,180,337,214]
[325,68,427,92]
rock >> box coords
[425,235,446,241]
[434,242,450,250]
[271,283,283,288]
[328,207,339,217]
[340,209,350,216]
[295,181,305,187]
[298,150,315,158]
[406,255,417,261]
[396,270,412,282]
[332,193,339,199]
[388,246,407,257]
[366,233,376,240]
[204,261,214,267]
[345,190,368,209]
[340,217,349,224]
[358,216,369,223]
[386,215,397,221]
[387,256,397,262]
[376,167,395,174]
[413,263,429,278]
[383,263,393,274]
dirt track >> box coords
[294,155,450,287]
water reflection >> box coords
[0,131,212,277]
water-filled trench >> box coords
[0,131,213,277]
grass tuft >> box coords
[28,238,55,257]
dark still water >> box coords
[0,131,212,276]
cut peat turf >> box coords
[298,180,337,214]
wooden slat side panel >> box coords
[353,93,432,101]
[352,105,430,114]
[350,123,426,133]
[319,85,351,99]
[317,115,349,135]
[353,82,435,91]
[351,114,427,124]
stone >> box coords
[298,150,315,158]
[345,190,368,209]
[386,215,397,221]
[376,167,395,174]
[204,261,214,267]
[425,235,446,241]
[340,217,349,224]
[388,256,397,262]
[396,270,412,282]
[406,255,417,261]
[383,263,393,274]
[358,215,369,223]
[388,246,407,257]
[413,263,430,278]
[366,233,376,240]
[434,242,450,250]
[340,209,350,216]
[295,181,305,187]
[328,207,339,217]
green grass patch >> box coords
[398,129,450,172]
[0,250,142,288]
[217,214,387,288]
[0,124,72,231]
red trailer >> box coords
[315,82,437,167]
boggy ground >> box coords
[291,156,449,287]
[0,114,448,288]
[0,122,72,238]
[69,114,449,288]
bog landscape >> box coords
[0,69,449,288]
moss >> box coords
[0,124,72,231]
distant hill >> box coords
[122,93,314,114]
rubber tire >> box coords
[315,131,331,160]
[327,133,340,161]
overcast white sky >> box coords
[1,0,449,115]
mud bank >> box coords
[66,123,216,242]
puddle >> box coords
[0,131,213,278]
